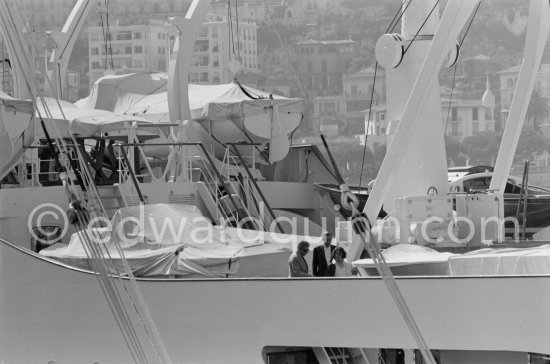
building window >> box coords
[91,47,99,55]
[507,79,514,88]
[472,107,478,121]
[116,31,131,40]
[134,32,142,39]
[91,61,101,69]
[125,46,132,54]
[451,107,457,121]
[200,72,209,82]
[134,45,143,54]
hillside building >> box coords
[87,14,258,86]
[499,63,550,135]
[363,78,496,151]
[295,39,357,97]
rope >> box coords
[444,63,458,135]
[358,62,378,189]
[2,3,171,361]
[444,0,482,135]
[262,0,307,101]
[357,1,415,189]
[353,216,436,364]
[104,0,114,69]
[235,0,240,62]
[320,133,436,364]
[386,0,414,34]
[402,0,440,56]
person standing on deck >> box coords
[288,241,312,277]
[312,232,335,276]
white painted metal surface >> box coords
[47,0,95,99]
[1,239,550,363]
[489,0,550,193]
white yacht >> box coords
[1,0,550,363]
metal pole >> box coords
[516,160,529,239]
[229,144,285,234]
[117,144,145,204]
[522,162,530,240]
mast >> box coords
[348,0,481,259]
[46,0,95,99]
[167,0,211,123]
[0,0,35,99]
[489,0,550,193]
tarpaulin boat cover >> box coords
[0,90,34,180]
[449,245,550,275]
[41,203,324,278]
[76,72,302,123]
[76,72,303,163]
[37,97,157,139]
[353,244,455,276]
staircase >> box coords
[95,184,144,219]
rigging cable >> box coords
[235,0,240,63]
[97,0,110,71]
[444,0,483,135]
[104,0,114,70]
[358,62,378,189]
[387,0,415,34]
[262,0,307,101]
[320,135,437,364]
[4,3,172,361]
[402,0,440,56]
[357,0,414,189]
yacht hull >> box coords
[1,238,550,363]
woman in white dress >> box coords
[325,247,356,277]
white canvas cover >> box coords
[449,245,550,276]
[37,97,158,139]
[0,91,34,180]
[353,244,455,276]
[41,203,323,278]
[77,72,303,162]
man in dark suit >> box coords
[312,232,335,276]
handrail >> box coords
[228,143,285,234]
[119,141,244,224]
[195,144,245,225]
[116,144,145,204]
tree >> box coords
[445,136,466,166]
[515,127,550,163]
[461,131,502,165]
[526,88,550,130]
